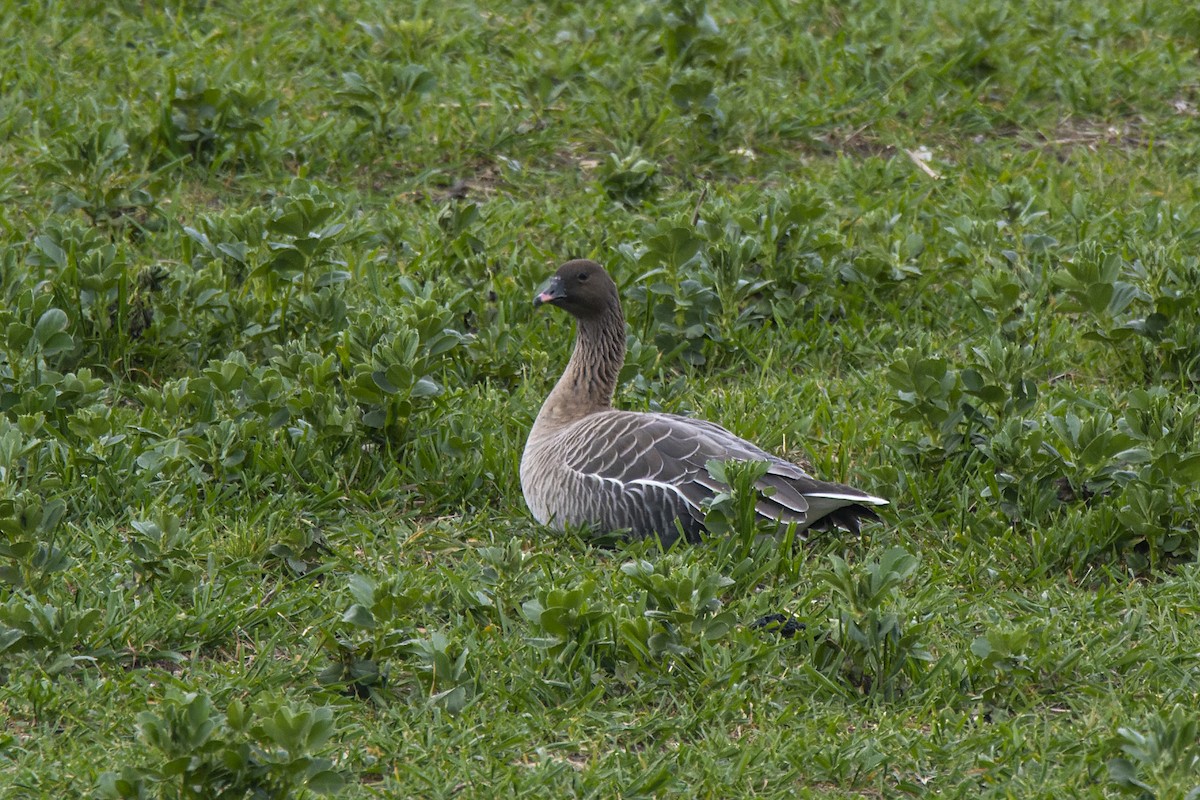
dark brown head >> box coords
[533,259,620,320]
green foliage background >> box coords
[2,0,1200,796]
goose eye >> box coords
[577,273,589,283]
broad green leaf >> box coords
[342,604,375,629]
[33,309,69,345]
[410,377,442,398]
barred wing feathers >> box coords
[550,411,886,541]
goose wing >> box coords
[558,411,886,539]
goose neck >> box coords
[544,304,625,421]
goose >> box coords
[520,259,888,544]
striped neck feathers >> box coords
[548,302,626,417]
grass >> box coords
[2,0,1200,796]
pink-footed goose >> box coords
[520,259,887,544]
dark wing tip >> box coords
[809,503,883,534]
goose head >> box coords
[533,259,620,320]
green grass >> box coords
[3,0,1200,796]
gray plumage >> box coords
[520,259,887,544]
